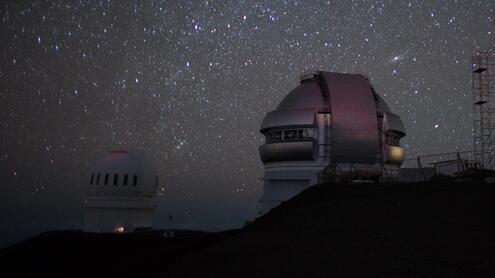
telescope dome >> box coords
[87,149,157,198]
[83,149,158,233]
[258,71,406,214]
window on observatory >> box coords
[133,175,137,186]
[385,133,400,146]
[96,173,101,185]
[90,174,94,185]
[284,129,298,140]
[123,174,128,186]
[265,130,282,143]
[265,128,314,143]
[302,128,314,138]
[113,174,118,186]
[104,174,109,185]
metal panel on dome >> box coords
[319,72,379,164]
[376,95,391,113]
[260,109,315,132]
[383,112,406,135]
[277,81,325,110]
[259,141,314,163]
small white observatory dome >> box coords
[87,149,157,197]
[83,149,158,233]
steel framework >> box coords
[472,47,495,169]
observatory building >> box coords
[84,149,158,233]
[259,71,406,213]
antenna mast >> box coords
[472,14,495,169]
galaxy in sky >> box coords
[1,1,494,247]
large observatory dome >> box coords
[258,71,406,214]
[84,149,158,233]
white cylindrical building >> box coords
[259,71,406,214]
[83,149,158,233]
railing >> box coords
[317,150,489,184]
[400,150,483,183]
[317,163,400,184]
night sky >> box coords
[1,1,494,247]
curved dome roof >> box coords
[277,78,392,113]
[259,71,406,165]
[87,149,157,198]
[261,73,400,133]
[376,94,391,113]
[277,80,325,110]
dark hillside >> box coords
[166,180,495,277]
[3,180,495,277]
[0,229,238,278]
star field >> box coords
[1,1,494,246]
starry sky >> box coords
[1,0,494,247]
